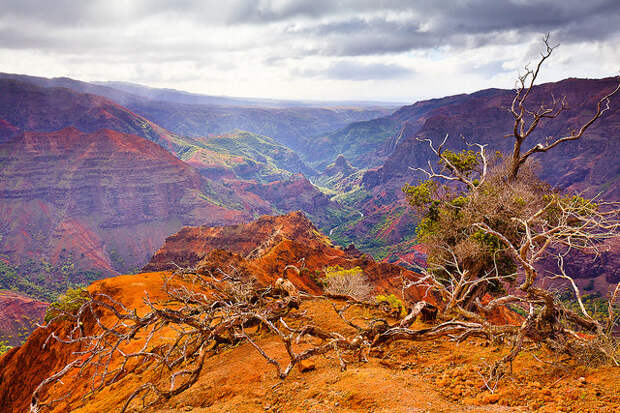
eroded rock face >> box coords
[324,154,356,177]
[242,175,340,228]
[0,78,179,150]
[143,211,427,296]
[0,291,48,346]
[0,127,255,276]
[144,211,332,272]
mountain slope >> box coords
[0,78,186,152]
[181,130,315,182]
[301,117,400,169]
[0,127,260,298]
[364,77,620,199]
[0,77,321,184]
[0,290,47,346]
[331,77,620,294]
[299,92,471,169]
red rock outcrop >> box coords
[144,211,422,295]
[144,211,330,271]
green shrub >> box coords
[44,288,89,322]
[0,340,12,356]
[376,294,406,317]
[402,179,438,209]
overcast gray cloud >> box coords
[0,0,619,101]
[295,61,414,81]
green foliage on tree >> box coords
[402,179,438,210]
[402,152,568,309]
[439,149,480,176]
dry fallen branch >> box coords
[32,259,515,413]
[30,267,301,413]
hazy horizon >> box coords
[1,1,619,102]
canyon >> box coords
[0,73,618,357]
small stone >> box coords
[298,359,315,373]
[481,393,500,404]
[577,377,587,385]
[184,407,193,412]
[380,359,398,368]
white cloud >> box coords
[0,0,618,101]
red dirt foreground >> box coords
[0,212,618,413]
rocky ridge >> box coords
[1,212,615,413]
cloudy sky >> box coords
[1,0,619,102]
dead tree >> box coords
[402,35,620,382]
[508,33,620,180]
[474,198,620,368]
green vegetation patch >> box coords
[376,294,407,317]
[44,287,89,322]
[0,258,103,302]
[0,340,12,356]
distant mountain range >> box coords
[94,80,407,108]
[0,73,405,108]
[0,73,396,153]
